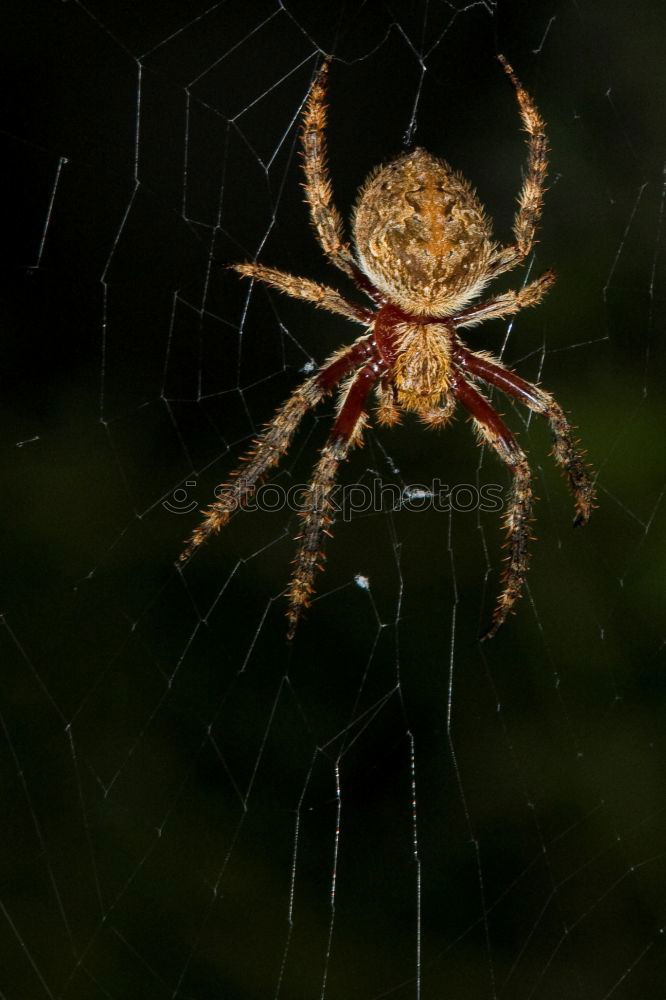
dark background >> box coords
[1,1,665,997]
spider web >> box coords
[3,1,666,997]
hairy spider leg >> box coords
[232,263,375,325]
[287,359,382,637]
[451,270,555,329]
[490,55,549,278]
[301,58,357,278]
[180,336,377,563]
[450,372,533,639]
[456,347,595,524]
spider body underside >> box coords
[182,55,595,640]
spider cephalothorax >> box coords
[181,55,595,639]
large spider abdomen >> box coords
[353,149,495,316]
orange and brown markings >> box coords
[353,150,495,316]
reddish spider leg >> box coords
[454,347,595,525]
[450,372,533,640]
[287,359,382,637]
[350,263,388,307]
[179,335,376,562]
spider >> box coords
[181,55,595,640]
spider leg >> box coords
[455,347,595,525]
[452,270,555,330]
[286,360,381,638]
[349,265,388,308]
[180,335,377,562]
[232,263,374,325]
[301,59,357,278]
[489,55,548,279]
[450,372,533,640]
